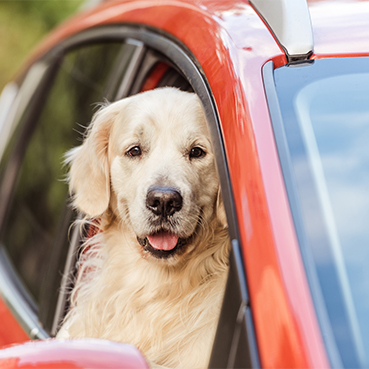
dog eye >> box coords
[189,147,206,159]
[126,146,142,157]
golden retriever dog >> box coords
[57,87,230,369]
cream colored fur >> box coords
[58,88,230,369]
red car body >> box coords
[1,0,369,368]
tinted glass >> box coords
[0,42,134,332]
[273,57,369,368]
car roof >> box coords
[307,0,369,57]
[28,0,369,72]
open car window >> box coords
[0,26,257,368]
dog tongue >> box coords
[148,232,178,251]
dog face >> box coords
[67,88,225,263]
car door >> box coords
[0,25,258,368]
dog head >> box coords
[67,88,227,263]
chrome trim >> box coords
[0,62,52,340]
[0,247,49,339]
[51,219,81,336]
[0,82,18,140]
[250,0,314,61]
[0,63,49,161]
[115,40,146,100]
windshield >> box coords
[269,57,369,368]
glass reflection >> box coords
[274,58,369,368]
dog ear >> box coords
[216,187,228,229]
[65,101,122,217]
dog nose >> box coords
[146,186,183,217]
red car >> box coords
[0,0,369,367]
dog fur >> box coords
[58,88,230,369]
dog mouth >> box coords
[137,230,190,259]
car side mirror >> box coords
[0,338,149,369]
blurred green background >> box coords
[0,0,83,91]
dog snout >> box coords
[146,186,183,217]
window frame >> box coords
[0,24,259,368]
[0,59,61,340]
